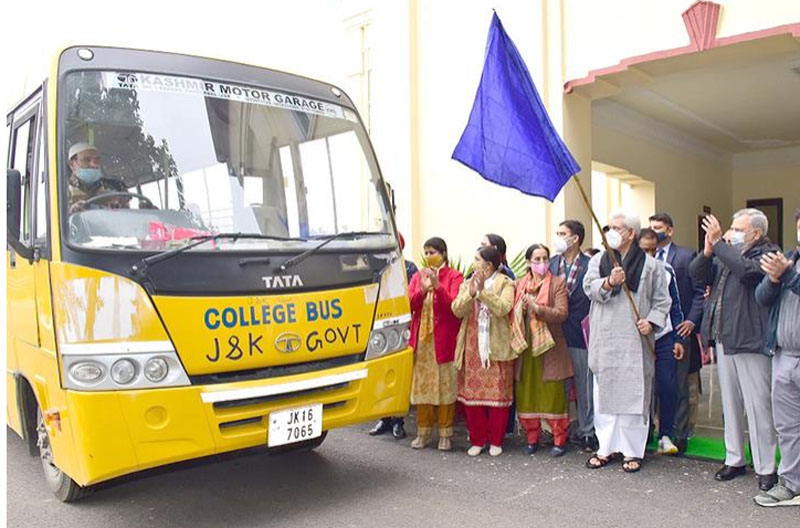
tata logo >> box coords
[261,275,304,289]
[274,332,303,354]
[115,73,138,89]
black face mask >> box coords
[655,231,668,243]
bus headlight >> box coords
[69,362,104,384]
[386,328,401,351]
[365,316,412,361]
[144,357,169,383]
[61,341,189,391]
[369,332,388,356]
[111,359,137,384]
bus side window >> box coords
[34,113,48,252]
[9,118,35,249]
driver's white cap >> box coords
[68,142,98,159]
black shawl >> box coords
[599,243,646,295]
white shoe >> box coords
[657,436,678,455]
[489,445,503,457]
[467,445,484,457]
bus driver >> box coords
[67,142,129,213]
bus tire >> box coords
[35,408,92,502]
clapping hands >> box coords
[702,215,723,256]
[760,252,791,283]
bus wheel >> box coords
[36,408,91,502]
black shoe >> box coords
[522,443,539,455]
[675,438,688,455]
[714,465,746,481]
[551,444,567,457]
[391,422,407,440]
[369,419,391,436]
[758,473,778,491]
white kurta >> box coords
[583,252,671,415]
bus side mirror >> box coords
[6,168,34,260]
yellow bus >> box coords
[6,46,413,501]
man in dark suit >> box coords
[550,220,595,451]
[649,213,706,454]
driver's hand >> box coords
[69,200,87,214]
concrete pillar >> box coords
[562,92,595,247]
[541,0,595,248]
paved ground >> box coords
[6,423,796,528]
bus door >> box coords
[6,92,45,433]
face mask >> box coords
[553,236,570,255]
[729,231,746,246]
[796,230,800,245]
[530,262,548,276]
[606,229,622,250]
[655,231,668,244]
[425,254,444,268]
[76,167,102,184]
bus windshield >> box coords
[62,70,393,252]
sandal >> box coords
[622,457,642,473]
[586,453,612,469]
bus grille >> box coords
[190,353,364,385]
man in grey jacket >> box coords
[690,208,779,492]
[753,208,800,507]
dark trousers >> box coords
[655,337,678,438]
[674,335,700,439]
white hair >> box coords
[609,208,641,235]
[733,208,768,236]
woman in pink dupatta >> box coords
[511,244,573,456]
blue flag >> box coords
[452,13,580,202]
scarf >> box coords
[418,267,443,343]
[557,253,583,292]
[418,291,435,343]
[477,272,498,368]
[599,243,645,295]
[510,272,555,357]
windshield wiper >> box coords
[130,233,305,276]
[279,231,388,272]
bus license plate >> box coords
[268,404,322,447]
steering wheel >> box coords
[83,191,156,210]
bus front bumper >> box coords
[63,349,412,486]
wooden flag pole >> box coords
[569,174,657,359]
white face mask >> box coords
[796,229,800,245]
[730,231,746,246]
[606,229,622,250]
[553,236,570,255]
